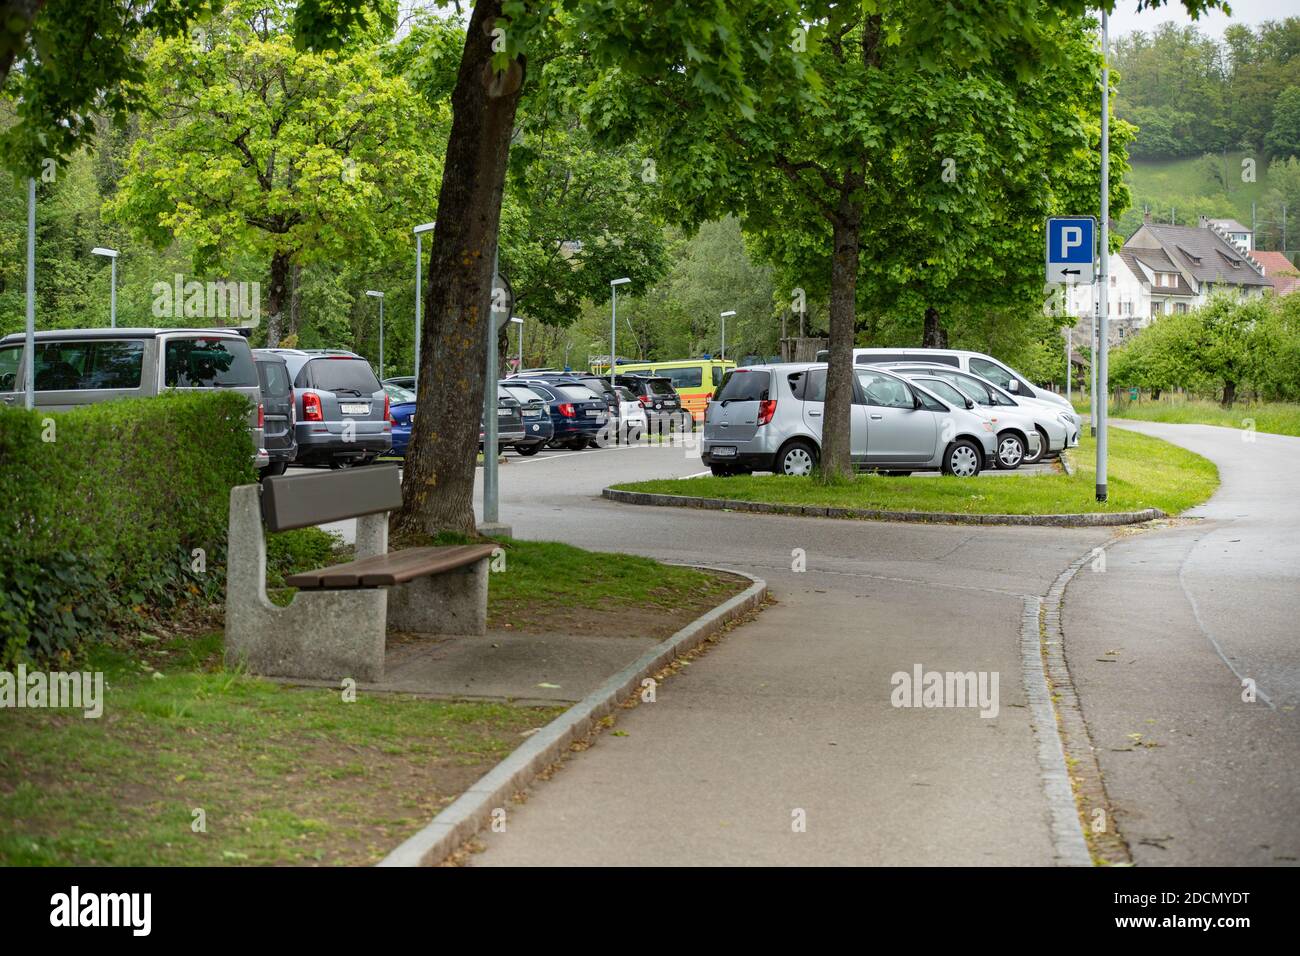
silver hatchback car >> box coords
[702,363,997,477]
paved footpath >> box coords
[466,444,1111,865]
[1064,421,1300,865]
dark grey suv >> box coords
[262,348,392,468]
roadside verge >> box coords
[378,568,768,866]
[601,487,1163,527]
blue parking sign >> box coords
[1046,216,1095,283]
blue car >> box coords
[507,377,609,450]
[383,381,416,457]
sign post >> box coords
[482,248,513,536]
[1097,8,1111,502]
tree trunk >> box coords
[922,305,947,348]
[1222,381,1236,408]
[264,251,291,347]
[821,214,860,480]
[393,0,524,538]
[287,262,302,342]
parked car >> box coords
[614,385,649,441]
[511,370,620,429]
[260,348,391,468]
[701,363,996,477]
[0,327,268,468]
[382,381,416,457]
[252,350,298,477]
[613,358,734,424]
[877,362,1070,465]
[498,381,555,455]
[893,372,1041,469]
[613,373,686,431]
[383,375,415,391]
[815,346,1082,443]
[507,377,608,449]
[480,389,525,452]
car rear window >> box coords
[306,357,380,394]
[502,384,544,403]
[33,339,146,390]
[384,383,416,403]
[164,337,256,388]
[716,369,771,402]
[256,360,291,397]
[557,384,601,401]
[655,366,702,389]
[647,379,675,396]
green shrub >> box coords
[0,392,254,665]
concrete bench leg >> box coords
[224,484,390,682]
[387,558,488,636]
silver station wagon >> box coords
[0,327,267,467]
[701,362,997,478]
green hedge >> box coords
[0,392,254,665]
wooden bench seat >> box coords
[286,543,499,590]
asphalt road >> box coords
[466,440,1114,865]
[1065,420,1300,865]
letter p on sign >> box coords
[1046,216,1095,284]
[1060,227,1083,257]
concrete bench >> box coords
[224,465,497,682]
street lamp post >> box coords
[365,290,384,379]
[510,316,523,370]
[92,248,119,329]
[720,310,736,361]
[609,277,631,390]
[24,177,35,410]
[412,221,435,391]
[1097,9,1111,502]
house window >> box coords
[1175,302,1188,314]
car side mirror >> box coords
[913,394,923,409]
[1007,380,1019,392]
[964,398,975,409]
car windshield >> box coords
[164,337,255,387]
[384,383,416,403]
[308,357,380,395]
[716,369,770,402]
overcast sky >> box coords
[1108,0,1296,39]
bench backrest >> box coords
[260,465,403,532]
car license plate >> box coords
[585,409,601,417]
[712,446,737,457]
[341,403,369,415]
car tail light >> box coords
[385,393,393,424]
[302,391,324,422]
[257,402,265,428]
[557,403,575,418]
[638,394,653,406]
[757,399,777,426]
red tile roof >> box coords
[1252,251,1300,295]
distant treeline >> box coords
[1114,18,1300,161]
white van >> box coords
[815,346,1081,444]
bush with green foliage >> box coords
[0,392,254,665]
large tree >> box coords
[107,0,440,344]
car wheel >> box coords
[330,458,358,470]
[995,432,1025,470]
[258,460,288,480]
[942,439,982,477]
[515,443,541,456]
[777,440,818,477]
[1023,427,1048,464]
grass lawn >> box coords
[1,538,742,865]
[1100,397,1300,439]
[613,427,1219,517]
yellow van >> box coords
[611,358,735,423]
